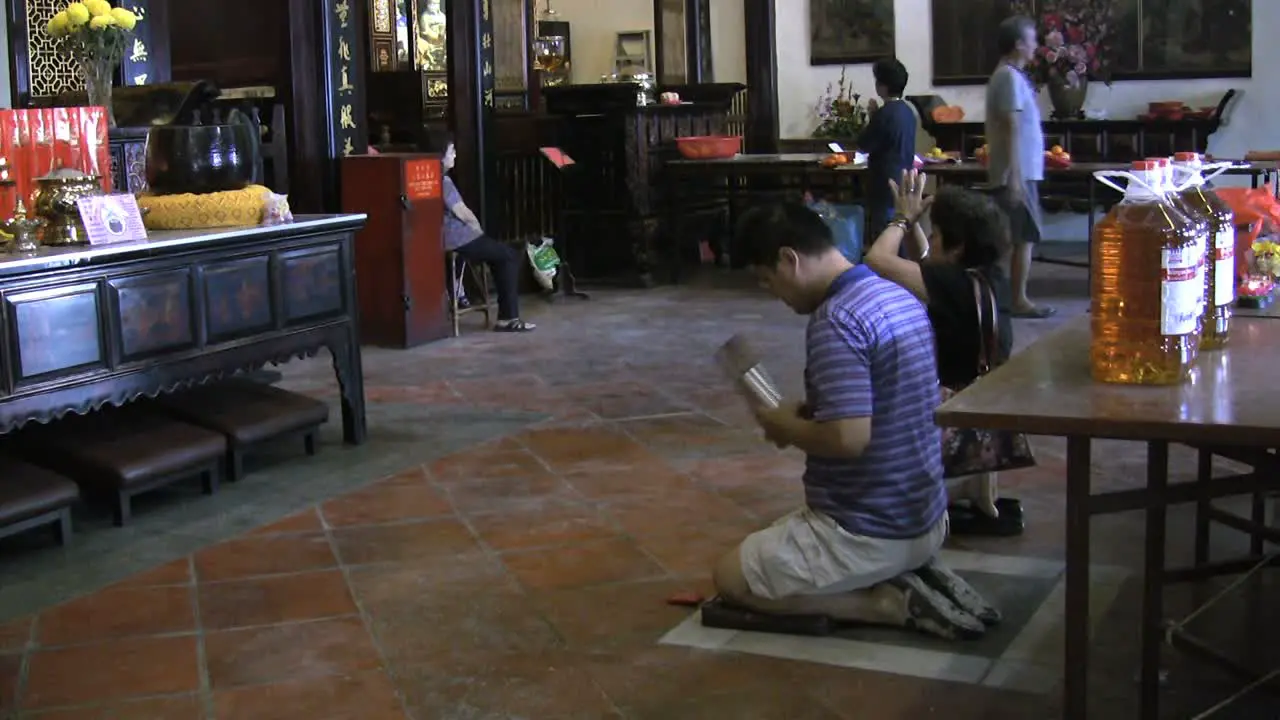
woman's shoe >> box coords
[948,501,1024,537]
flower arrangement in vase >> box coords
[1252,239,1280,279]
[1022,0,1113,118]
[44,1,140,128]
[812,67,869,140]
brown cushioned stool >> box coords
[0,459,80,545]
[156,379,329,481]
[20,406,226,526]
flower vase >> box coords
[1047,78,1088,120]
[82,60,117,128]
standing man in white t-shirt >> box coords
[985,16,1055,318]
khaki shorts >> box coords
[739,508,948,601]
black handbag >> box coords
[939,270,1036,478]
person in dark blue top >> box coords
[858,58,918,245]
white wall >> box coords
[774,0,1275,159]
[709,0,747,83]
[548,0,656,83]
[774,0,1277,239]
[547,0,747,84]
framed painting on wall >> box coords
[1133,0,1250,79]
[930,0,1025,85]
[931,0,1250,85]
[810,0,895,65]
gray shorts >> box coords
[994,181,1043,246]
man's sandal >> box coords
[493,319,536,332]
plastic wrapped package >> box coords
[261,190,294,225]
[0,107,110,214]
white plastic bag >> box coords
[525,237,561,290]
[261,190,294,225]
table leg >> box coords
[667,172,685,284]
[1194,447,1213,565]
[329,324,368,445]
[727,172,742,267]
[1064,434,1093,720]
[1140,441,1170,719]
[1086,182,1096,288]
[1250,492,1266,556]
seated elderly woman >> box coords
[863,171,1024,537]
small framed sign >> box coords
[76,194,148,245]
[404,158,442,201]
[540,147,575,169]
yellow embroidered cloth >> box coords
[137,185,269,230]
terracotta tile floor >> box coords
[1,265,1276,718]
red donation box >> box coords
[341,153,450,348]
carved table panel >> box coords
[0,215,369,442]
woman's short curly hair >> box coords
[929,186,1012,267]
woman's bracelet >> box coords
[888,214,915,231]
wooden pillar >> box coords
[117,0,170,87]
[307,0,369,211]
[284,0,329,213]
[743,0,778,153]
[446,0,496,227]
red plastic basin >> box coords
[675,135,742,160]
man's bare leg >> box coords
[1011,241,1034,311]
[1010,241,1056,317]
[712,549,985,640]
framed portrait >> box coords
[810,0,895,66]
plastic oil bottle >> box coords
[1150,156,1210,339]
[1172,152,1235,348]
[1090,160,1204,384]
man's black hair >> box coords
[734,202,836,267]
[930,186,1011,268]
[996,16,1036,56]
[872,58,909,97]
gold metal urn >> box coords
[32,168,103,246]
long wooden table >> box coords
[663,155,1279,280]
[0,214,369,443]
[936,316,1280,719]
[1233,299,1280,319]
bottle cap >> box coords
[1132,160,1159,170]
[1174,152,1199,162]
[1145,157,1171,166]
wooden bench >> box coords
[0,459,79,545]
[156,379,329,481]
[20,406,226,526]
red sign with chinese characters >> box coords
[404,158,442,201]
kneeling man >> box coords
[714,203,992,640]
